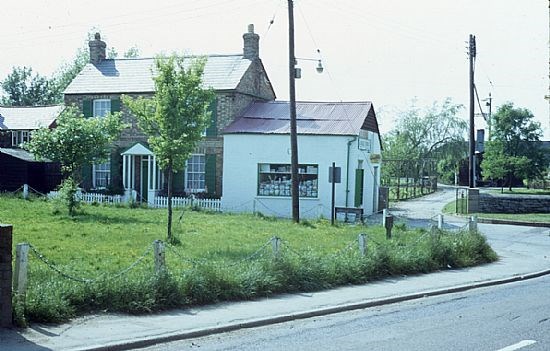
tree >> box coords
[481,103,545,191]
[382,99,466,181]
[1,66,59,106]
[24,106,124,215]
[122,55,215,243]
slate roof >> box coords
[64,55,252,94]
[0,105,63,130]
[223,101,379,136]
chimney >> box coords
[243,24,259,60]
[89,32,106,65]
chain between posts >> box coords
[29,243,154,283]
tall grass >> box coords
[0,195,497,325]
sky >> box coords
[1,0,549,138]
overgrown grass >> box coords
[443,199,550,223]
[0,194,497,325]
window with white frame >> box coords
[185,154,205,193]
[11,130,31,147]
[93,99,111,118]
[93,161,110,189]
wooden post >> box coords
[437,214,444,229]
[153,240,165,274]
[22,184,29,200]
[13,243,29,296]
[0,225,13,328]
[382,208,388,227]
[271,237,281,258]
[384,215,394,240]
[358,234,367,257]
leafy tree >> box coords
[481,103,545,190]
[24,106,124,215]
[123,55,214,243]
[382,99,466,181]
[0,66,59,106]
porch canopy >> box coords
[121,143,162,201]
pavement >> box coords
[1,187,549,351]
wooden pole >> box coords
[288,0,300,223]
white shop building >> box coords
[221,101,382,219]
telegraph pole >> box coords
[288,0,300,222]
[486,92,492,140]
[468,34,476,188]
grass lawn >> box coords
[443,200,550,223]
[1,194,497,325]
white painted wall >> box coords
[222,132,382,219]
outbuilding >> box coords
[222,101,382,220]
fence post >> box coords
[437,214,444,229]
[271,237,281,258]
[0,225,13,328]
[13,243,29,296]
[469,216,478,233]
[382,209,388,227]
[153,240,166,274]
[384,215,394,240]
[358,233,367,257]
[22,184,29,200]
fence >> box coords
[48,191,124,205]
[47,191,222,212]
[153,196,222,211]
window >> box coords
[93,99,111,118]
[93,162,110,189]
[11,130,31,147]
[358,130,371,151]
[258,163,318,198]
[186,154,205,193]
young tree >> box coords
[1,66,59,106]
[481,103,545,190]
[123,55,214,243]
[24,106,123,215]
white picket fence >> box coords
[48,191,124,204]
[153,196,222,211]
[47,191,222,211]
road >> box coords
[139,274,550,351]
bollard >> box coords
[469,216,478,233]
[271,237,281,258]
[358,234,367,257]
[384,215,394,239]
[14,243,29,296]
[438,214,444,229]
[153,240,166,274]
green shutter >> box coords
[111,98,121,113]
[205,99,218,137]
[83,99,93,118]
[205,154,217,196]
[354,169,364,207]
[110,152,122,192]
[81,163,92,189]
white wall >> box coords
[222,132,381,219]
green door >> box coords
[354,169,364,207]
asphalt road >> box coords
[139,274,550,351]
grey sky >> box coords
[1,0,548,137]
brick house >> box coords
[64,25,275,202]
[0,105,63,192]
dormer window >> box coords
[11,130,30,147]
[93,99,111,118]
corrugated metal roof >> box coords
[0,105,63,130]
[64,55,252,94]
[223,101,375,136]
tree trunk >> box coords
[167,161,173,243]
[507,172,513,192]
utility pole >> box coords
[288,0,300,222]
[485,92,492,140]
[468,34,476,188]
